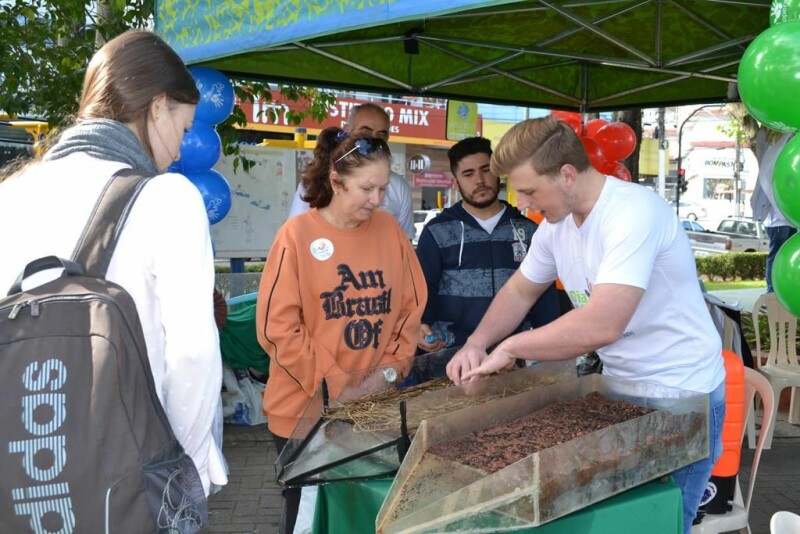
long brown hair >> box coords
[78,29,199,161]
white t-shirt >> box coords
[0,152,227,494]
[520,177,724,393]
[289,170,415,240]
[468,205,506,234]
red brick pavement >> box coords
[209,424,281,533]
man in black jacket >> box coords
[416,137,559,356]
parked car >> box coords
[681,219,707,232]
[685,217,768,255]
[671,201,707,221]
[413,209,440,246]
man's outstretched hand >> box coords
[460,346,517,382]
[446,342,489,385]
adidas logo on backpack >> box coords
[0,170,207,533]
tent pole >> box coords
[581,62,589,135]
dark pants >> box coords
[273,435,302,534]
[766,225,797,292]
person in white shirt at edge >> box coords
[0,30,226,496]
[288,102,415,240]
[750,126,797,293]
[445,116,725,534]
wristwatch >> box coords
[382,367,398,383]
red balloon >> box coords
[598,159,616,173]
[551,110,583,136]
[607,161,632,181]
[585,118,608,138]
[580,136,606,170]
[551,110,580,123]
[594,122,637,161]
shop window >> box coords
[703,177,734,201]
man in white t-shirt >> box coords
[288,102,415,240]
[445,116,725,534]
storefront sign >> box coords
[413,171,452,188]
[446,100,479,141]
[688,148,754,181]
[238,91,449,140]
[407,154,431,173]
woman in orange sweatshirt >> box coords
[256,127,426,533]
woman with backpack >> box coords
[0,30,226,530]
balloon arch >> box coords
[170,66,235,226]
[550,111,636,183]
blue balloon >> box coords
[189,67,235,126]
[178,121,221,173]
[185,169,232,225]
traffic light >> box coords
[677,169,688,194]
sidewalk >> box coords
[208,423,281,533]
[739,415,800,534]
[707,287,766,315]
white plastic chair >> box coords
[771,511,800,534]
[748,293,800,449]
[691,367,776,534]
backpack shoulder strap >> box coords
[72,168,154,279]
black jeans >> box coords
[273,435,302,534]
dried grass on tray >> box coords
[324,375,558,434]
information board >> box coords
[211,145,298,259]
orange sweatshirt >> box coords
[256,209,427,438]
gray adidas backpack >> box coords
[0,169,208,533]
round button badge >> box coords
[310,238,334,261]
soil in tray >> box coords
[428,392,653,474]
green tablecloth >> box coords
[313,477,682,533]
[219,301,269,373]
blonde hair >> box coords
[491,116,590,178]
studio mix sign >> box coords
[238,91,449,140]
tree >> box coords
[218,83,335,173]
[720,102,759,156]
[1,0,153,125]
[616,109,642,183]
[1,0,333,169]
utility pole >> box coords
[734,134,742,217]
[657,107,666,199]
[676,104,724,219]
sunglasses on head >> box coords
[334,138,385,165]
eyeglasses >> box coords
[333,138,385,165]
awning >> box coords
[156,0,770,112]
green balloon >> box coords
[773,135,800,227]
[738,21,800,132]
[773,233,800,316]
[771,0,800,25]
